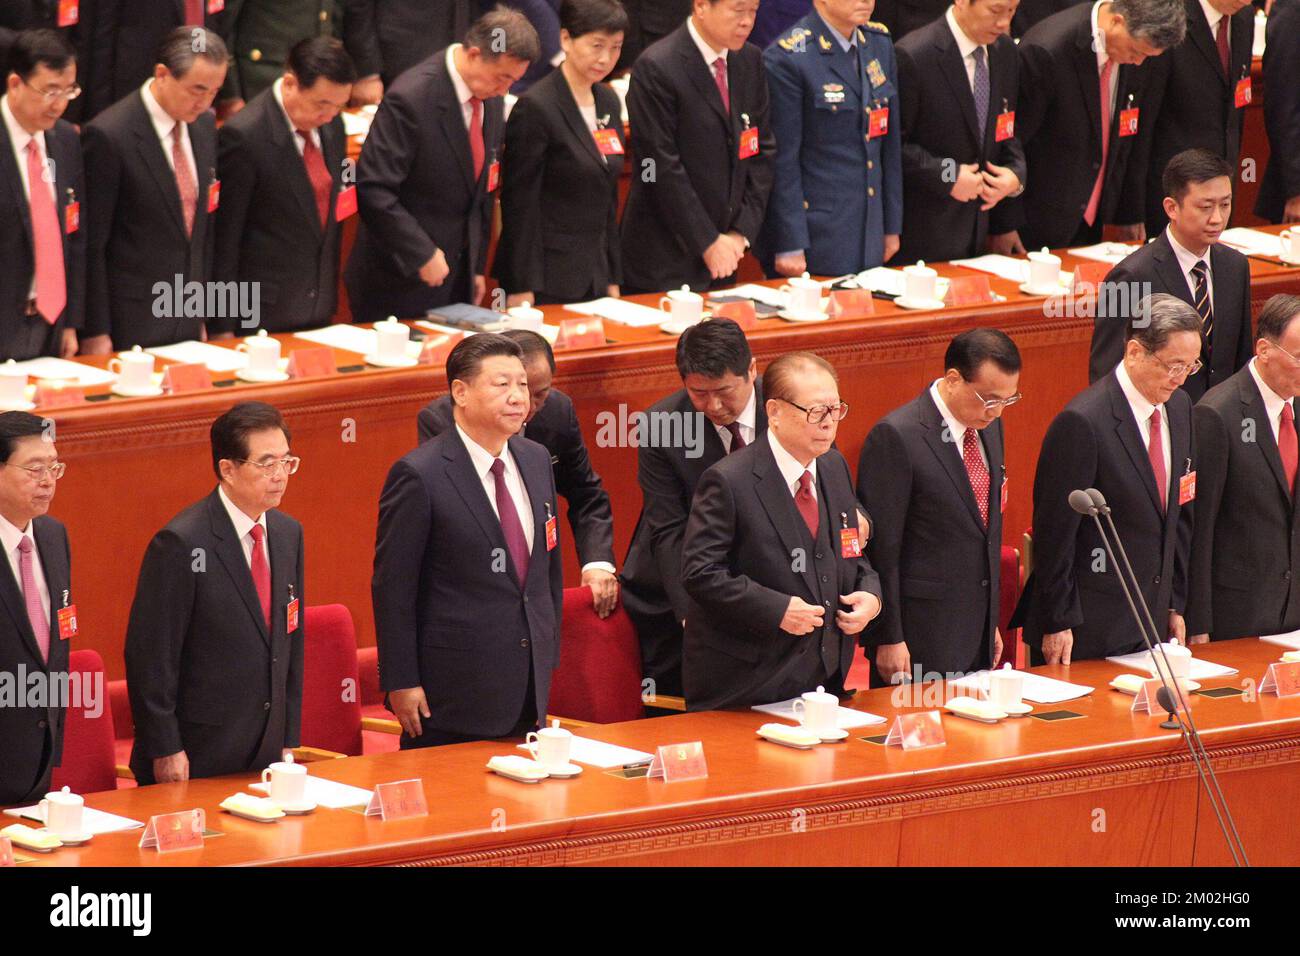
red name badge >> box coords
[592,128,624,155]
[287,598,299,633]
[1179,470,1196,506]
[738,126,760,160]
[64,200,79,235]
[335,184,357,221]
[995,110,1016,142]
[207,179,221,213]
[207,0,225,13]
[867,107,889,139]
[366,779,428,821]
[1235,77,1252,109]
[545,514,557,552]
[57,604,77,640]
[1118,107,1139,137]
[486,160,501,193]
[57,0,78,27]
[139,808,205,852]
[840,526,861,559]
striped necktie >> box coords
[1191,260,1213,361]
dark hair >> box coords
[465,6,542,63]
[0,412,48,463]
[1257,294,1300,344]
[156,26,228,79]
[945,328,1022,379]
[7,29,75,80]
[287,36,357,88]
[501,329,555,372]
[1162,148,1233,204]
[675,318,752,380]
[210,402,290,480]
[762,352,837,403]
[1111,0,1187,49]
[561,0,629,37]
[1125,293,1203,349]
[445,332,525,386]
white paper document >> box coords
[341,104,376,139]
[1069,242,1140,264]
[752,699,886,728]
[851,267,952,300]
[8,357,117,387]
[1219,228,1285,259]
[4,805,144,834]
[948,670,1094,704]
[249,776,373,809]
[1106,650,1238,680]
[146,340,248,372]
[1259,630,1300,651]
[516,735,654,768]
[708,284,789,308]
[951,254,1034,284]
[293,325,422,359]
[563,297,666,328]
[414,319,558,344]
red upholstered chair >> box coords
[356,645,401,753]
[108,678,134,781]
[300,604,364,757]
[549,586,645,724]
[51,649,132,794]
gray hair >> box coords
[1111,0,1187,50]
[465,5,542,63]
[1126,293,1203,351]
[1256,294,1300,344]
[156,26,228,78]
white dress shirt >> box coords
[140,78,196,180]
[1166,226,1216,312]
[687,15,727,66]
[456,424,535,552]
[0,511,50,624]
[1199,0,1227,57]
[768,429,818,504]
[714,385,758,453]
[272,77,320,154]
[1,95,56,300]
[1115,360,1172,503]
[1091,0,1119,113]
[446,45,480,131]
[930,379,988,470]
[945,6,984,92]
[1247,357,1292,446]
[218,485,269,570]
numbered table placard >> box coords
[139,808,206,852]
[646,742,708,781]
[366,779,428,821]
[884,711,946,750]
[1260,661,1300,698]
[1132,678,1191,715]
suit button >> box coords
[38,719,47,729]
[815,552,824,560]
[520,638,530,648]
[307,289,316,298]
[821,575,829,583]
[1153,575,1161,585]
[522,594,529,603]
[273,657,278,664]
[867,160,874,170]
[981,579,990,587]
[868,187,875,197]
[250,48,262,61]
[263,702,271,711]
[824,600,832,608]
[1286,570,1293,580]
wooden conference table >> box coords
[14,638,1298,866]
[44,224,1300,680]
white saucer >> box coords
[1000,701,1034,716]
[276,801,317,815]
[1018,282,1065,297]
[777,307,829,323]
[815,726,850,742]
[39,828,92,845]
[363,353,419,368]
[659,319,698,336]
[894,295,946,311]
[540,762,583,778]
[0,401,36,411]
[236,367,291,383]
[111,383,165,398]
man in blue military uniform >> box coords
[761,0,902,278]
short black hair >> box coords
[675,318,752,380]
[1257,294,1300,344]
[156,26,228,79]
[287,36,357,87]
[210,402,290,480]
[0,412,49,463]
[945,329,1022,379]
[7,28,76,81]
[1162,148,1233,204]
[560,0,630,37]
[501,329,555,372]
[445,332,525,386]
[465,5,542,63]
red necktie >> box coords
[725,421,746,452]
[185,0,205,25]
[491,458,530,583]
[249,523,271,629]
[962,428,990,527]
[297,130,331,227]
[171,123,197,237]
[468,97,485,181]
[1084,59,1114,227]
[1280,403,1298,495]
[712,56,730,114]
[795,470,819,538]
[1215,15,1230,77]
[1148,408,1166,513]
[25,139,65,325]
[17,536,49,663]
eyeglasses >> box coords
[6,461,65,481]
[1145,349,1203,379]
[21,78,81,103]
[971,388,1023,411]
[235,456,301,477]
[1268,340,1300,365]
[777,398,849,424]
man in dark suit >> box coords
[80,27,227,352]
[1013,294,1198,663]
[1140,0,1253,238]
[1089,149,1253,401]
[349,0,472,87]
[895,0,1027,264]
[418,329,619,617]
[619,0,775,293]
[125,402,305,785]
[873,0,948,40]
[993,0,1184,255]
[0,0,93,123]
[620,319,765,699]
[857,329,1020,686]
[620,0,692,65]
[1187,294,1300,643]
[374,334,563,747]
[681,352,882,711]
[0,412,72,807]
[344,9,538,322]
[0,30,85,361]
[1012,0,1087,35]
[1255,0,1300,224]
[215,38,356,335]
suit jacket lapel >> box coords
[936,29,981,148]
[510,434,551,589]
[1151,233,1195,307]
[266,98,325,237]
[33,517,67,660]
[1241,372,1291,501]
[0,119,34,251]
[919,391,988,532]
[132,93,188,240]
[678,30,732,130]
[1186,8,1228,82]
[0,535,44,665]
[1073,24,1102,158]
[1107,374,1165,515]
[433,60,476,192]
[752,442,820,599]
[207,492,271,644]
[266,511,294,638]
[321,117,344,224]
[442,432,517,585]
[1166,395,1191,517]
[552,71,607,171]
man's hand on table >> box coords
[774,251,807,278]
[1042,629,1073,665]
[988,230,1026,256]
[60,329,78,358]
[78,334,112,356]
[153,750,189,783]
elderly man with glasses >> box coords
[125,401,306,786]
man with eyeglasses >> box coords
[681,352,881,710]
[0,411,74,807]
[1014,293,1198,664]
[125,401,305,785]
[857,328,1020,686]
[1187,294,1300,644]
[0,30,85,362]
